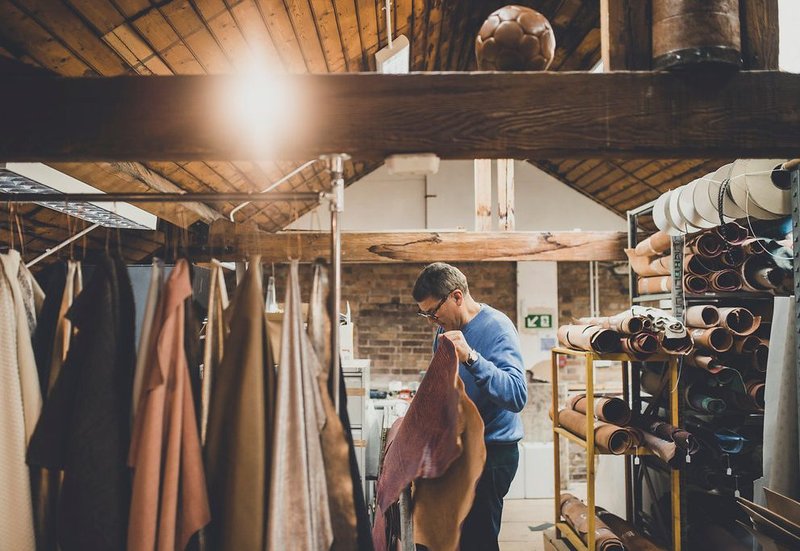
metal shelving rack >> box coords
[550,347,682,551]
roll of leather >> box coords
[741,255,785,292]
[686,305,720,328]
[719,246,746,268]
[552,408,631,454]
[560,494,625,551]
[625,250,671,277]
[715,222,749,245]
[683,274,709,294]
[637,276,671,295]
[628,426,679,467]
[640,369,666,396]
[685,352,726,374]
[644,419,699,455]
[687,232,724,257]
[686,385,727,414]
[595,508,668,551]
[567,394,632,426]
[621,332,659,359]
[753,342,769,372]
[576,314,651,335]
[746,380,766,409]
[690,327,733,352]
[661,333,693,355]
[708,269,743,292]
[557,324,621,354]
[718,307,760,336]
[635,231,672,257]
[733,334,761,354]
[742,237,774,257]
[684,254,714,276]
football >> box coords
[475,5,556,71]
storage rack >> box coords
[550,347,682,551]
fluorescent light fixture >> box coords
[0,163,158,230]
[376,34,410,74]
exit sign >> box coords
[525,314,553,329]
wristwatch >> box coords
[465,348,478,367]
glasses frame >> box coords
[417,288,457,322]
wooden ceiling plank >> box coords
[282,0,330,72]
[330,0,363,71]
[595,159,688,202]
[229,1,284,70]
[434,0,457,70]
[557,26,600,71]
[573,162,619,191]
[395,0,411,37]
[564,159,604,182]
[255,0,308,72]
[580,163,630,193]
[423,0,443,71]
[64,0,127,36]
[600,0,651,71]
[308,0,347,72]
[102,25,149,69]
[440,0,467,70]
[409,0,426,69]
[161,2,234,73]
[740,0,779,70]
[0,1,91,75]
[375,0,386,53]
[550,0,600,70]
[111,0,151,18]
[130,8,182,54]
[354,0,379,71]
[5,72,800,160]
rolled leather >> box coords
[637,276,671,295]
[628,426,679,467]
[746,380,766,409]
[752,342,769,372]
[557,324,621,354]
[732,334,761,354]
[620,333,659,359]
[685,352,724,373]
[595,508,668,551]
[684,253,714,276]
[683,274,709,294]
[567,394,632,426]
[640,369,667,396]
[661,333,693,355]
[625,250,671,277]
[687,232,724,257]
[685,305,720,328]
[689,327,733,352]
[708,269,743,292]
[740,255,786,292]
[718,246,746,268]
[686,384,727,414]
[718,307,761,336]
[551,408,631,454]
[634,231,671,257]
[560,494,625,551]
[715,222,749,245]
[576,314,652,335]
[632,415,699,455]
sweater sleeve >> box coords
[465,330,528,412]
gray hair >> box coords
[412,262,469,301]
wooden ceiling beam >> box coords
[201,226,628,262]
[1,71,798,161]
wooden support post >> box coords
[497,159,515,231]
[739,0,780,69]
[601,0,652,70]
[474,159,492,231]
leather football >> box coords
[475,5,556,71]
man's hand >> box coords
[439,330,472,363]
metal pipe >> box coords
[228,159,319,222]
[328,153,346,412]
[0,191,322,203]
[25,222,100,268]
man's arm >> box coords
[441,330,528,412]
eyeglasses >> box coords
[417,289,456,322]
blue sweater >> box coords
[434,304,527,443]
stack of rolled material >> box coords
[684,304,767,412]
[559,308,692,359]
[559,494,625,551]
[550,406,632,455]
[595,508,668,551]
[627,231,674,295]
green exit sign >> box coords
[525,314,553,329]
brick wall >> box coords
[271,262,517,380]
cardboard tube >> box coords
[689,327,733,352]
[708,269,743,292]
[552,408,631,454]
[568,394,632,426]
[718,307,760,336]
[635,231,671,256]
[684,274,709,294]
[560,494,625,551]
[638,276,671,295]
[557,324,621,354]
[686,305,720,328]
[576,314,652,335]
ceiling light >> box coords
[0,163,158,230]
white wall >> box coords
[290,160,625,371]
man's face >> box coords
[417,290,460,331]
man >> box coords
[413,262,527,551]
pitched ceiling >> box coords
[0,0,714,262]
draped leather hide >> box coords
[560,493,624,551]
[127,260,210,551]
[373,337,485,551]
